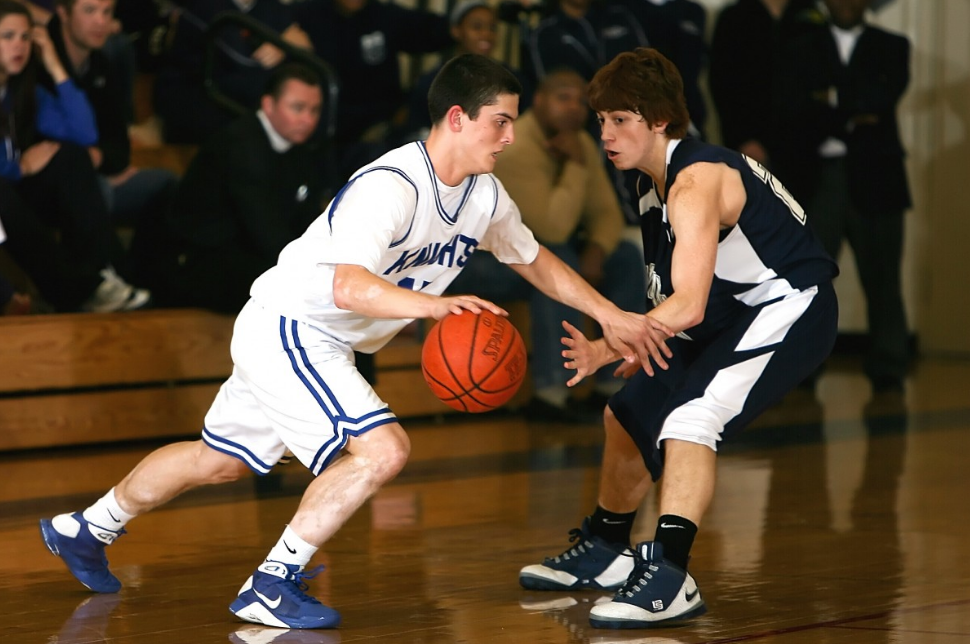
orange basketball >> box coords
[421,310,527,413]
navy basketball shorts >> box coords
[610,283,838,480]
[201,299,398,476]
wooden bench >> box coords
[0,309,462,453]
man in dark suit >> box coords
[131,63,327,316]
[774,0,911,392]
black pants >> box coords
[0,144,121,310]
[808,158,910,382]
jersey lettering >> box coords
[742,155,807,224]
[382,233,479,276]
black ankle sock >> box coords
[588,506,637,546]
[654,514,697,570]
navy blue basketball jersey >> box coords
[638,138,838,343]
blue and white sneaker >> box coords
[229,625,343,643]
[520,518,634,591]
[589,541,706,629]
[230,561,341,630]
[39,512,124,593]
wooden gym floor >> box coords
[2,355,970,644]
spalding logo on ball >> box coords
[421,310,527,413]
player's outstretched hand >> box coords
[561,320,613,388]
[432,295,508,321]
[599,311,674,377]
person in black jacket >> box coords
[774,0,912,392]
[709,0,822,165]
[132,63,327,315]
[49,0,177,229]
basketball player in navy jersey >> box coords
[38,54,674,630]
[520,47,840,628]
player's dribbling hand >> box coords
[432,295,508,320]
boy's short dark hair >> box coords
[427,54,521,125]
[263,63,323,101]
[589,48,690,140]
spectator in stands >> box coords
[524,0,646,88]
[49,0,177,230]
[449,69,646,421]
[0,0,149,312]
[402,0,533,143]
[773,0,912,392]
[523,0,651,231]
[293,0,453,175]
[131,63,327,316]
[623,0,708,139]
[709,0,822,166]
[153,0,312,144]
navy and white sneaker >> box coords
[230,561,341,630]
[520,518,634,591]
[39,512,124,593]
[589,542,706,629]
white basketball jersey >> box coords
[249,141,540,353]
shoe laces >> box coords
[284,565,325,604]
[616,550,658,598]
[545,527,595,564]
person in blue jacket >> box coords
[0,0,147,312]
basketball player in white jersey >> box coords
[39,54,674,630]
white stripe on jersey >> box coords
[659,286,819,450]
[716,225,798,307]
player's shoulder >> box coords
[350,143,426,188]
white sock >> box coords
[81,488,135,532]
[266,525,318,568]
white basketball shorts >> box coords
[202,299,398,476]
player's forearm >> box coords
[512,245,616,318]
[646,293,706,335]
[332,265,439,319]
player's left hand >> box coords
[561,320,610,387]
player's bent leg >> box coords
[589,541,706,628]
[117,440,251,513]
[41,441,250,593]
[286,423,410,545]
[598,406,654,512]
[231,424,409,629]
[520,409,651,592]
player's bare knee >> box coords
[348,424,410,482]
[373,428,410,481]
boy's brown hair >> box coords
[589,47,690,140]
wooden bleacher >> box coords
[0,74,533,454]
[0,310,463,453]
